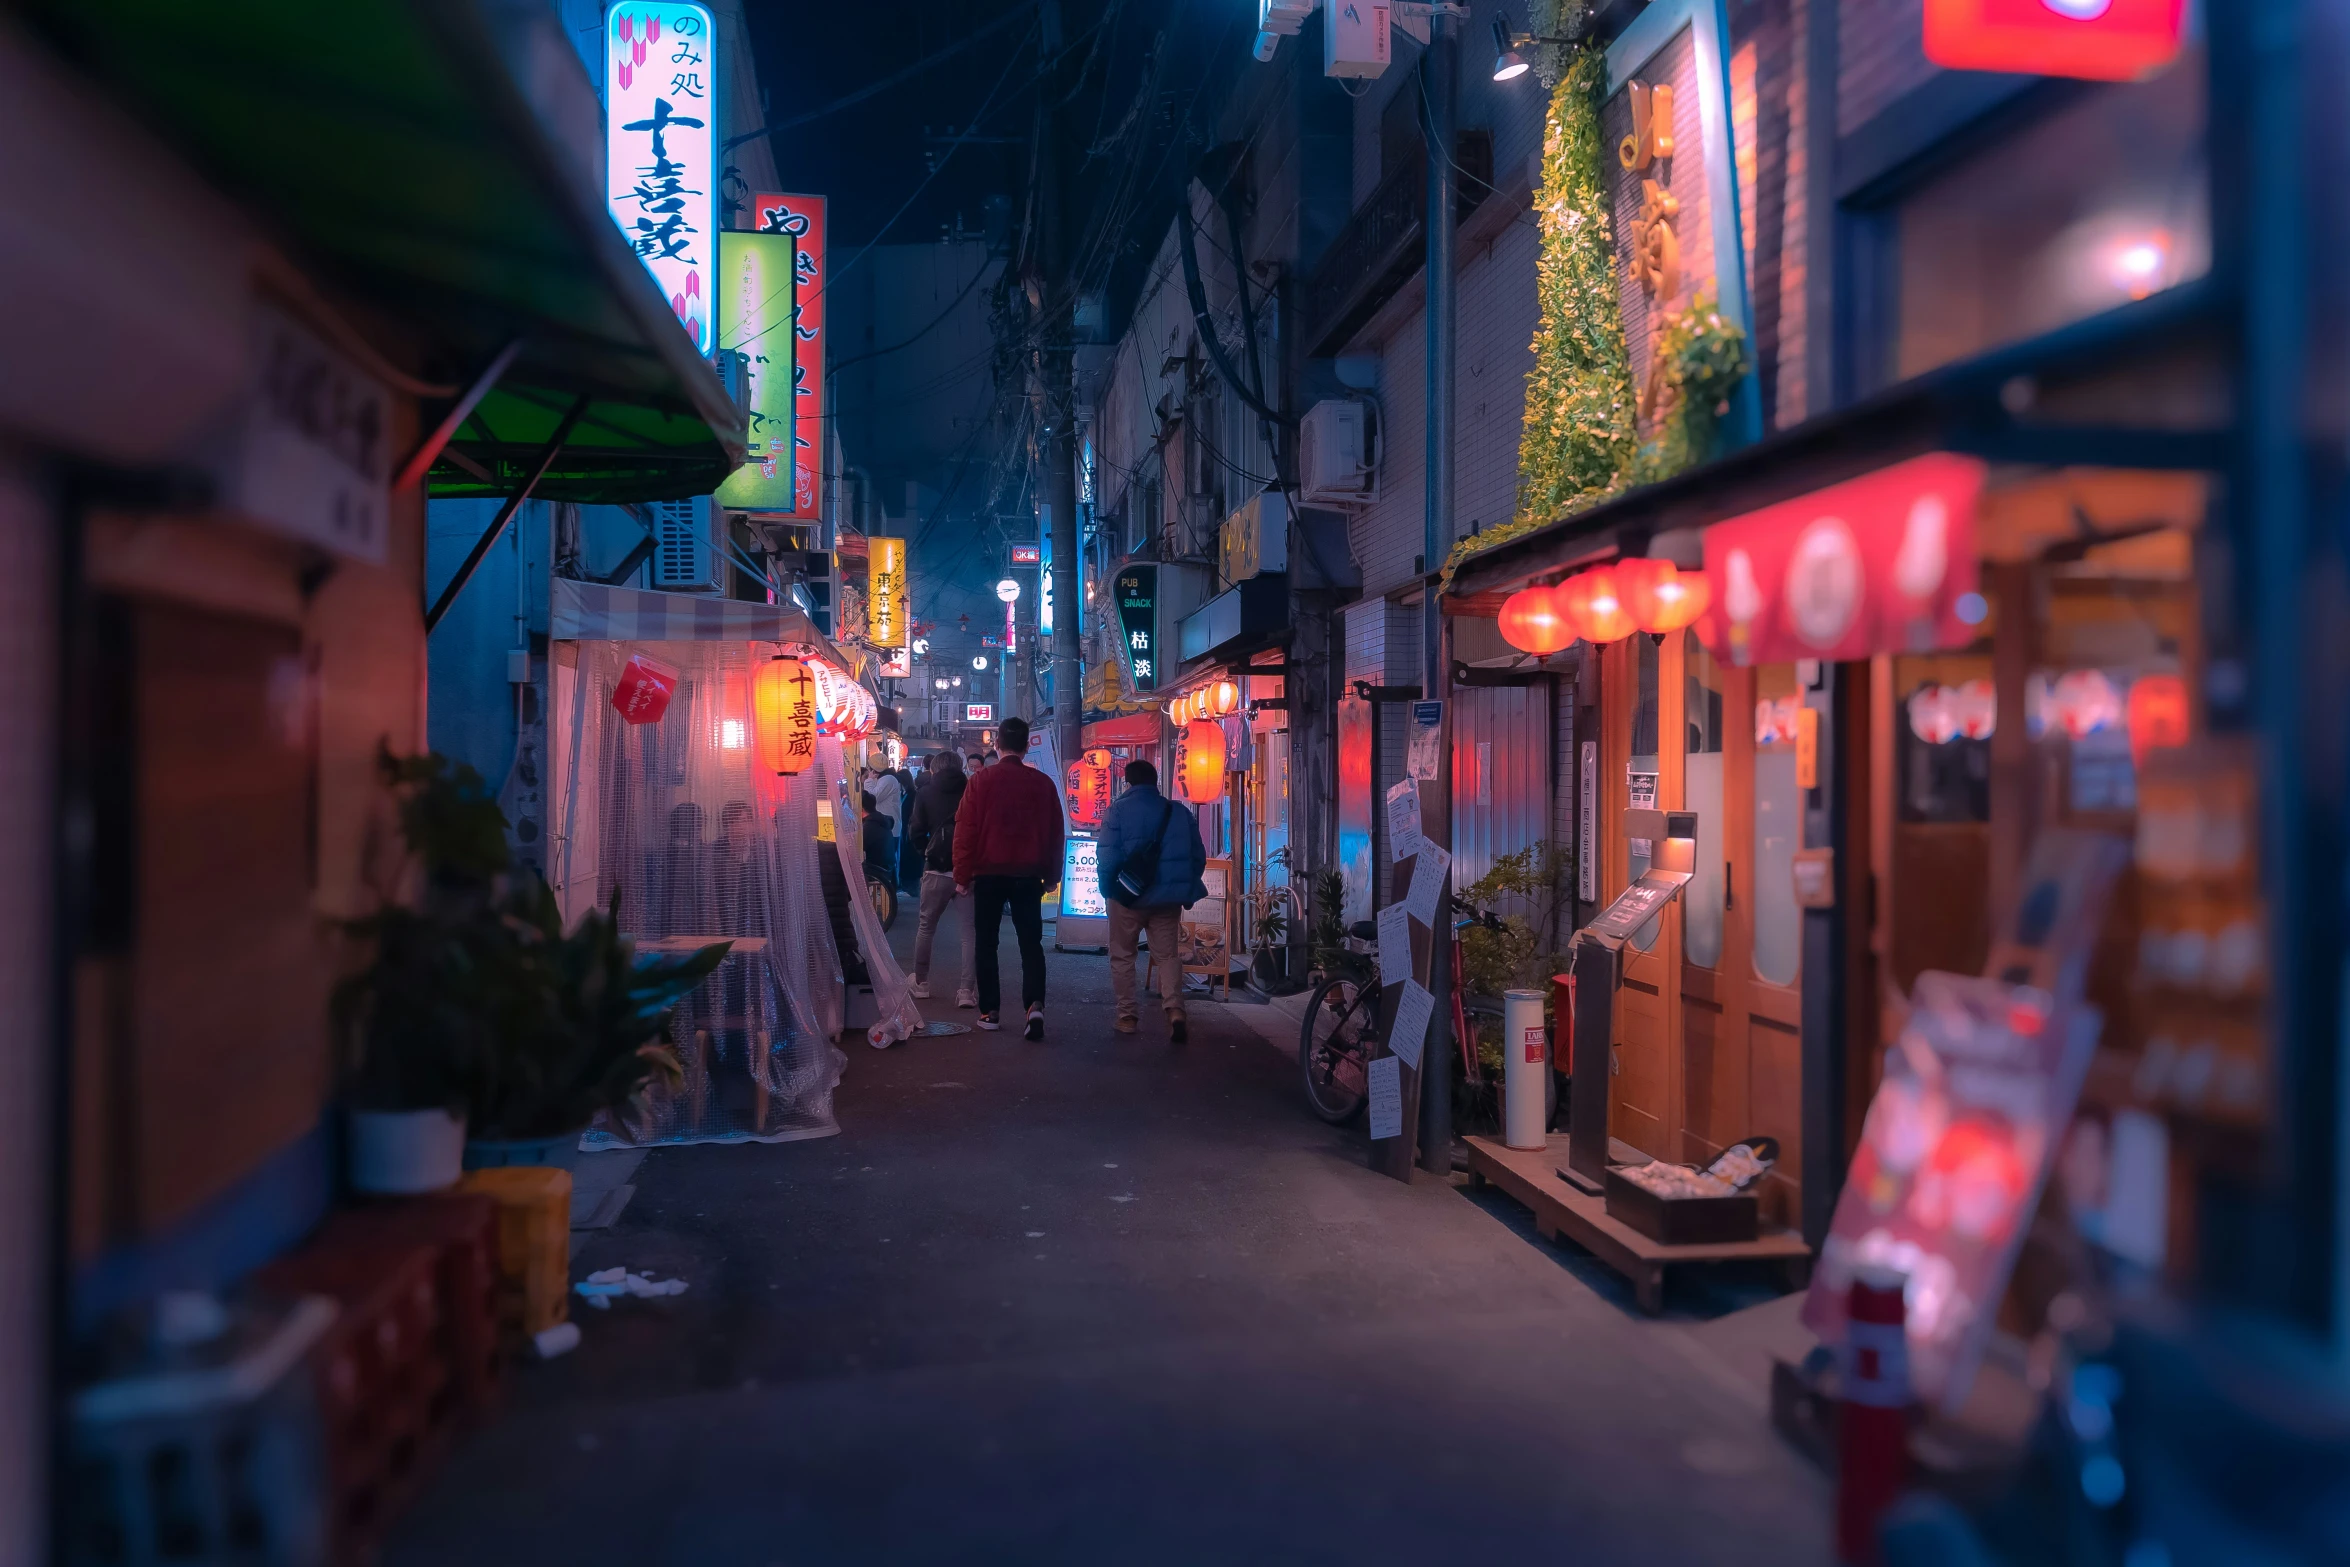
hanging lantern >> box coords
[751,656,818,775]
[2126,673,2190,766]
[1212,676,1241,716]
[1181,718,1227,803]
[1618,558,1713,635]
[1066,748,1115,827]
[1497,583,1572,654]
[1579,563,1635,643]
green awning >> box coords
[37,0,746,504]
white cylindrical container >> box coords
[347,1108,467,1194]
[1503,989,1549,1150]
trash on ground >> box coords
[533,1321,583,1359]
[573,1267,691,1309]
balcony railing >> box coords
[1301,131,1493,360]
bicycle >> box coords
[1296,904,1514,1125]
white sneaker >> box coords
[911,979,931,999]
[956,990,978,1009]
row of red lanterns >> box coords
[1164,677,1241,725]
[1497,559,1713,655]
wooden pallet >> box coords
[1464,1134,1812,1314]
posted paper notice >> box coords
[1388,979,1432,1071]
[1367,1054,1403,1140]
[1403,843,1450,926]
[1376,904,1412,987]
[1385,778,1422,862]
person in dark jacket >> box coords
[952,717,1064,1038]
[904,754,975,1004]
[859,790,894,883]
[1095,758,1208,1041]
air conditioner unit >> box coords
[1299,399,1377,505]
[651,496,723,591]
[1259,0,1314,36]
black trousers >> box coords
[971,874,1047,1014]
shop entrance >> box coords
[1602,629,1807,1225]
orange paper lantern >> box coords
[2126,673,2190,767]
[1619,558,1713,634]
[1497,583,1573,654]
[751,656,818,775]
[1181,719,1227,803]
[1212,677,1241,716]
[1560,566,1636,643]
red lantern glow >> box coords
[1923,0,2184,83]
[1618,558,1713,635]
[751,656,817,775]
[1067,747,1115,826]
[1181,719,1227,803]
[2126,673,2190,768]
[1564,566,1635,644]
[1497,584,1572,654]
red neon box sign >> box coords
[1924,0,2186,82]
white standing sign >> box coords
[607,3,718,355]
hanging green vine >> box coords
[1631,288,1750,484]
[1510,44,1636,538]
[1446,43,1751,584]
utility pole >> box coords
[1417,12,1458,1177]
[1038,0,1084,776]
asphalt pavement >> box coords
[387,918,1830,1565]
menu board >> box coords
[1802,970,2100,1410]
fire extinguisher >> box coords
[1837,1266,1912,1566]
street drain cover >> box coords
[917,1020,972,1036]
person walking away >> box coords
[1096,759,1208,1042]
[905,754,976,1006]
[894,762,922,891]
[868,765,904,886]
[952,717,1063,1038]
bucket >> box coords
[1502,989,1549,1150]
[346,1108,467,1194]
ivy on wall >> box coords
[1448,41,1751,582]
[1510,45,1637,541]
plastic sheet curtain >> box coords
[816,736,925,1048]
[554,640,845,1147]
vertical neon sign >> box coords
[606,4,718,354]
[751,194,828,522]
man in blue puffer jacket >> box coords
[1095,759,1208,1042]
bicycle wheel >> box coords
[1299,973,1376,1124]
[866,876,898,931]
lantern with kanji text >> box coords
[751,655,818,775]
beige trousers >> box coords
[1107,902,1184,1020]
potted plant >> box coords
[461,878,726,1166]
[333,750,512,1194]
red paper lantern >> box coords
[1562,566,1635,644]
[1211,677,1241,716]
[1619,558,1712,635]
[1497,584,1572,654]
[751,656,817,775]
[1181,719,1227,804]
[1066,748,1115,826]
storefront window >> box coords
[1628,632,1662,951]
[1885,52,2207,386]
[1752,665,1802,987]
[1683,632,1727,969]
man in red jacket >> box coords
[952,716,1065,1038]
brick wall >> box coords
[1731,0,1812,427]
[1839,0,1940,137]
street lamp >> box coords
[913,637,929,656]
[1490,16,1528,79]
[933,677,949,690]
[972,655,988,671]
[995,578,1020,603]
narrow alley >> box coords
[389,936,1827,1565]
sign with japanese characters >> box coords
[1114,563,1159,690]
[1924,0,2185,82]
[225,299,391,564]
[868,536,908,647]
[713,230,798,510]
[749,193,827,521]
[965,703,995,723]
[606,4,717,355]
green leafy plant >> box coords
[1306,867,1354,979]
[1455,842,1577,1001]
[469,879,723,1140]
[334,747,727,1134]
[1632,290,1751,483]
